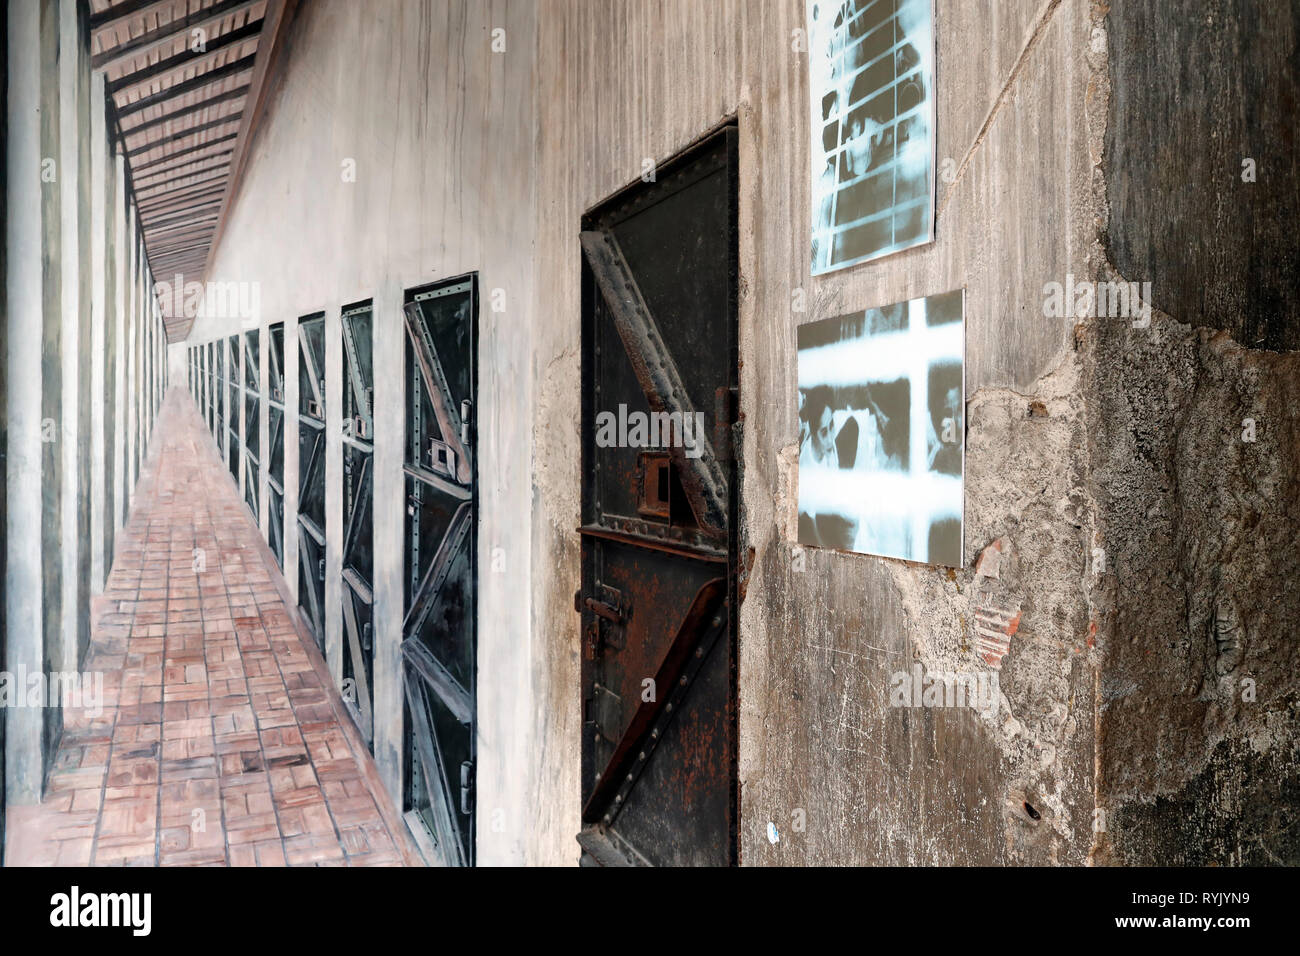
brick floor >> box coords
[5,388,421,867]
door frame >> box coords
[577,120,742,866]
[399,272,480,868]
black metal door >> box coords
[243,330,261,520]
[401,276,477,867]
[341,303,375,746]
[267,322,286,569]
[206,342,215,435]
[297,313,327,652]
[226,334,240,483]
[213,342,224,443]
[577,126,739,867]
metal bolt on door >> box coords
[577,126,740,867]
[401,276,477,867]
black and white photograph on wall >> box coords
[807,0,935,274]
[797,289,963,566]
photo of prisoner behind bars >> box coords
[797,288,963,565]
[808,0,935,273]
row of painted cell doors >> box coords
[185,276,479,866]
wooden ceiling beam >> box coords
[134,155,231,191]
[142,199,225,229]
[145,226,217,247]
[136,169,229,203]
[138,185,230,218]
[125,114,242,158]
[129,135,238,174]
[107,17,263,93]
[92,0,185,36]
[120,83,250,137]
[116,53,256,119]
[93,0,261,72]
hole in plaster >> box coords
[1023,801,1042,820]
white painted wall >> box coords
[190,0,547,863]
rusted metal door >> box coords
[577,126,739,867]
[401,276,477,867]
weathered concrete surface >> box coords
[192,0,559,864]
[1083,316,1300,865]
[185,0,1297,866]
[1104,0,1300,352]
[1087,0,1300,862]
[529,0,1100,865]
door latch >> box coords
[428,437,458,478]
[575,586,629,655]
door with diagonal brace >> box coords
[267,322,286,570]
[213,341,224,448]
[401,276,477,867]
[578,126,740,867]
[340,302,375,746]
[297,313,327,652]
[226,334,240,484]
[243,330,261,521]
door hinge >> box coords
[460,760,475,816]
[460,399,473,446]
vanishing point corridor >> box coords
[5,389,417,867]
[3,0,1298,894]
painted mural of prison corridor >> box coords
[3,389,419,867]
[4,0,1298,874]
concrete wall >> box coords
[529,0,1103,865]
[3,0,166,831]
[190,0,1298,866]
[190,0,544,864]
[1087,0,1300,865]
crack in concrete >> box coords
[937,0,1065,221]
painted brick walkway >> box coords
[5,388,420,867]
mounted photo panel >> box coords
[797,288,964,566]
[807,0,936,274]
